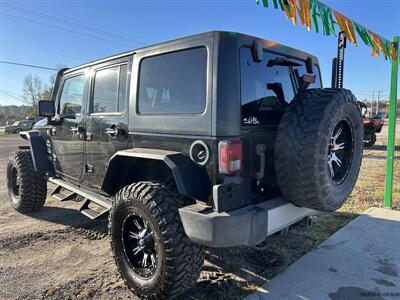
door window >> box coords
[59,74,85,116]
[92,64,128,113]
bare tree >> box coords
[41,65,67,100]
[22,74,44,106]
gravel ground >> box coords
[0,124,399,299]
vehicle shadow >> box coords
[26,205,108,235]
[181,211,359,299]
[26,204,359,299]
[365,144,400,152]
[362,153,400,160]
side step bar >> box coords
[49,177,112,220]
[50,185,78,202]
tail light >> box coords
[363,119,371,124]
[219,140,243,175]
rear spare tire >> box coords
[275,89,363,212]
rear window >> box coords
[137,47,207,114]
[240,47,321,126]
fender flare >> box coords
[102,148,211,201]
[19,131,55,173]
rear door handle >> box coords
[70,125,84,134]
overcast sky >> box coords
[0,0,399,106]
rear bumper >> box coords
[179,197,316,247]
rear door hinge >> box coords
[85,132,92,141]
[256,144,266,185]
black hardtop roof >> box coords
[64,30,318,74]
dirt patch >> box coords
[0,124,399,299]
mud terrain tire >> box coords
[109,181,204,299]
[7,150,47,212]
[275,89,363,212]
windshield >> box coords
[12,121,20,125]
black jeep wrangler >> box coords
[6,31,363,298]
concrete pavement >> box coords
[248,208,400,300]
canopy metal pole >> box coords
[384,36,399,208]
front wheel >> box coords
[7,151,47,212]
[109,181,204,299]
[364,133,377,147]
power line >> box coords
[1,1,147,46]
[0,89,25,102]
[0,88,22,98]
[0,12,135,47]
[0,60,58,71]
[0,40,82,61]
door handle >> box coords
[105,126,121,136]
[70,125,84,134]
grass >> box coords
[339,136,400,214]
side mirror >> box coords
[38,100,55,118]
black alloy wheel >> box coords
[327,119,354,185]
[121,212,158,278]
[8,166,21,202]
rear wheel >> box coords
[6,151,47,212]
[275,89,363,212]
[109,181,204,299]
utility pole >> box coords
[376,91,380,115]
[376,90,384,115]
[371,91,375,117]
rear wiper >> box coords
[267,58,301,67]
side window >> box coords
[59,74,85,115]
[137,47,207,114]
[92,64,128,114]
[240,48,321,126]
